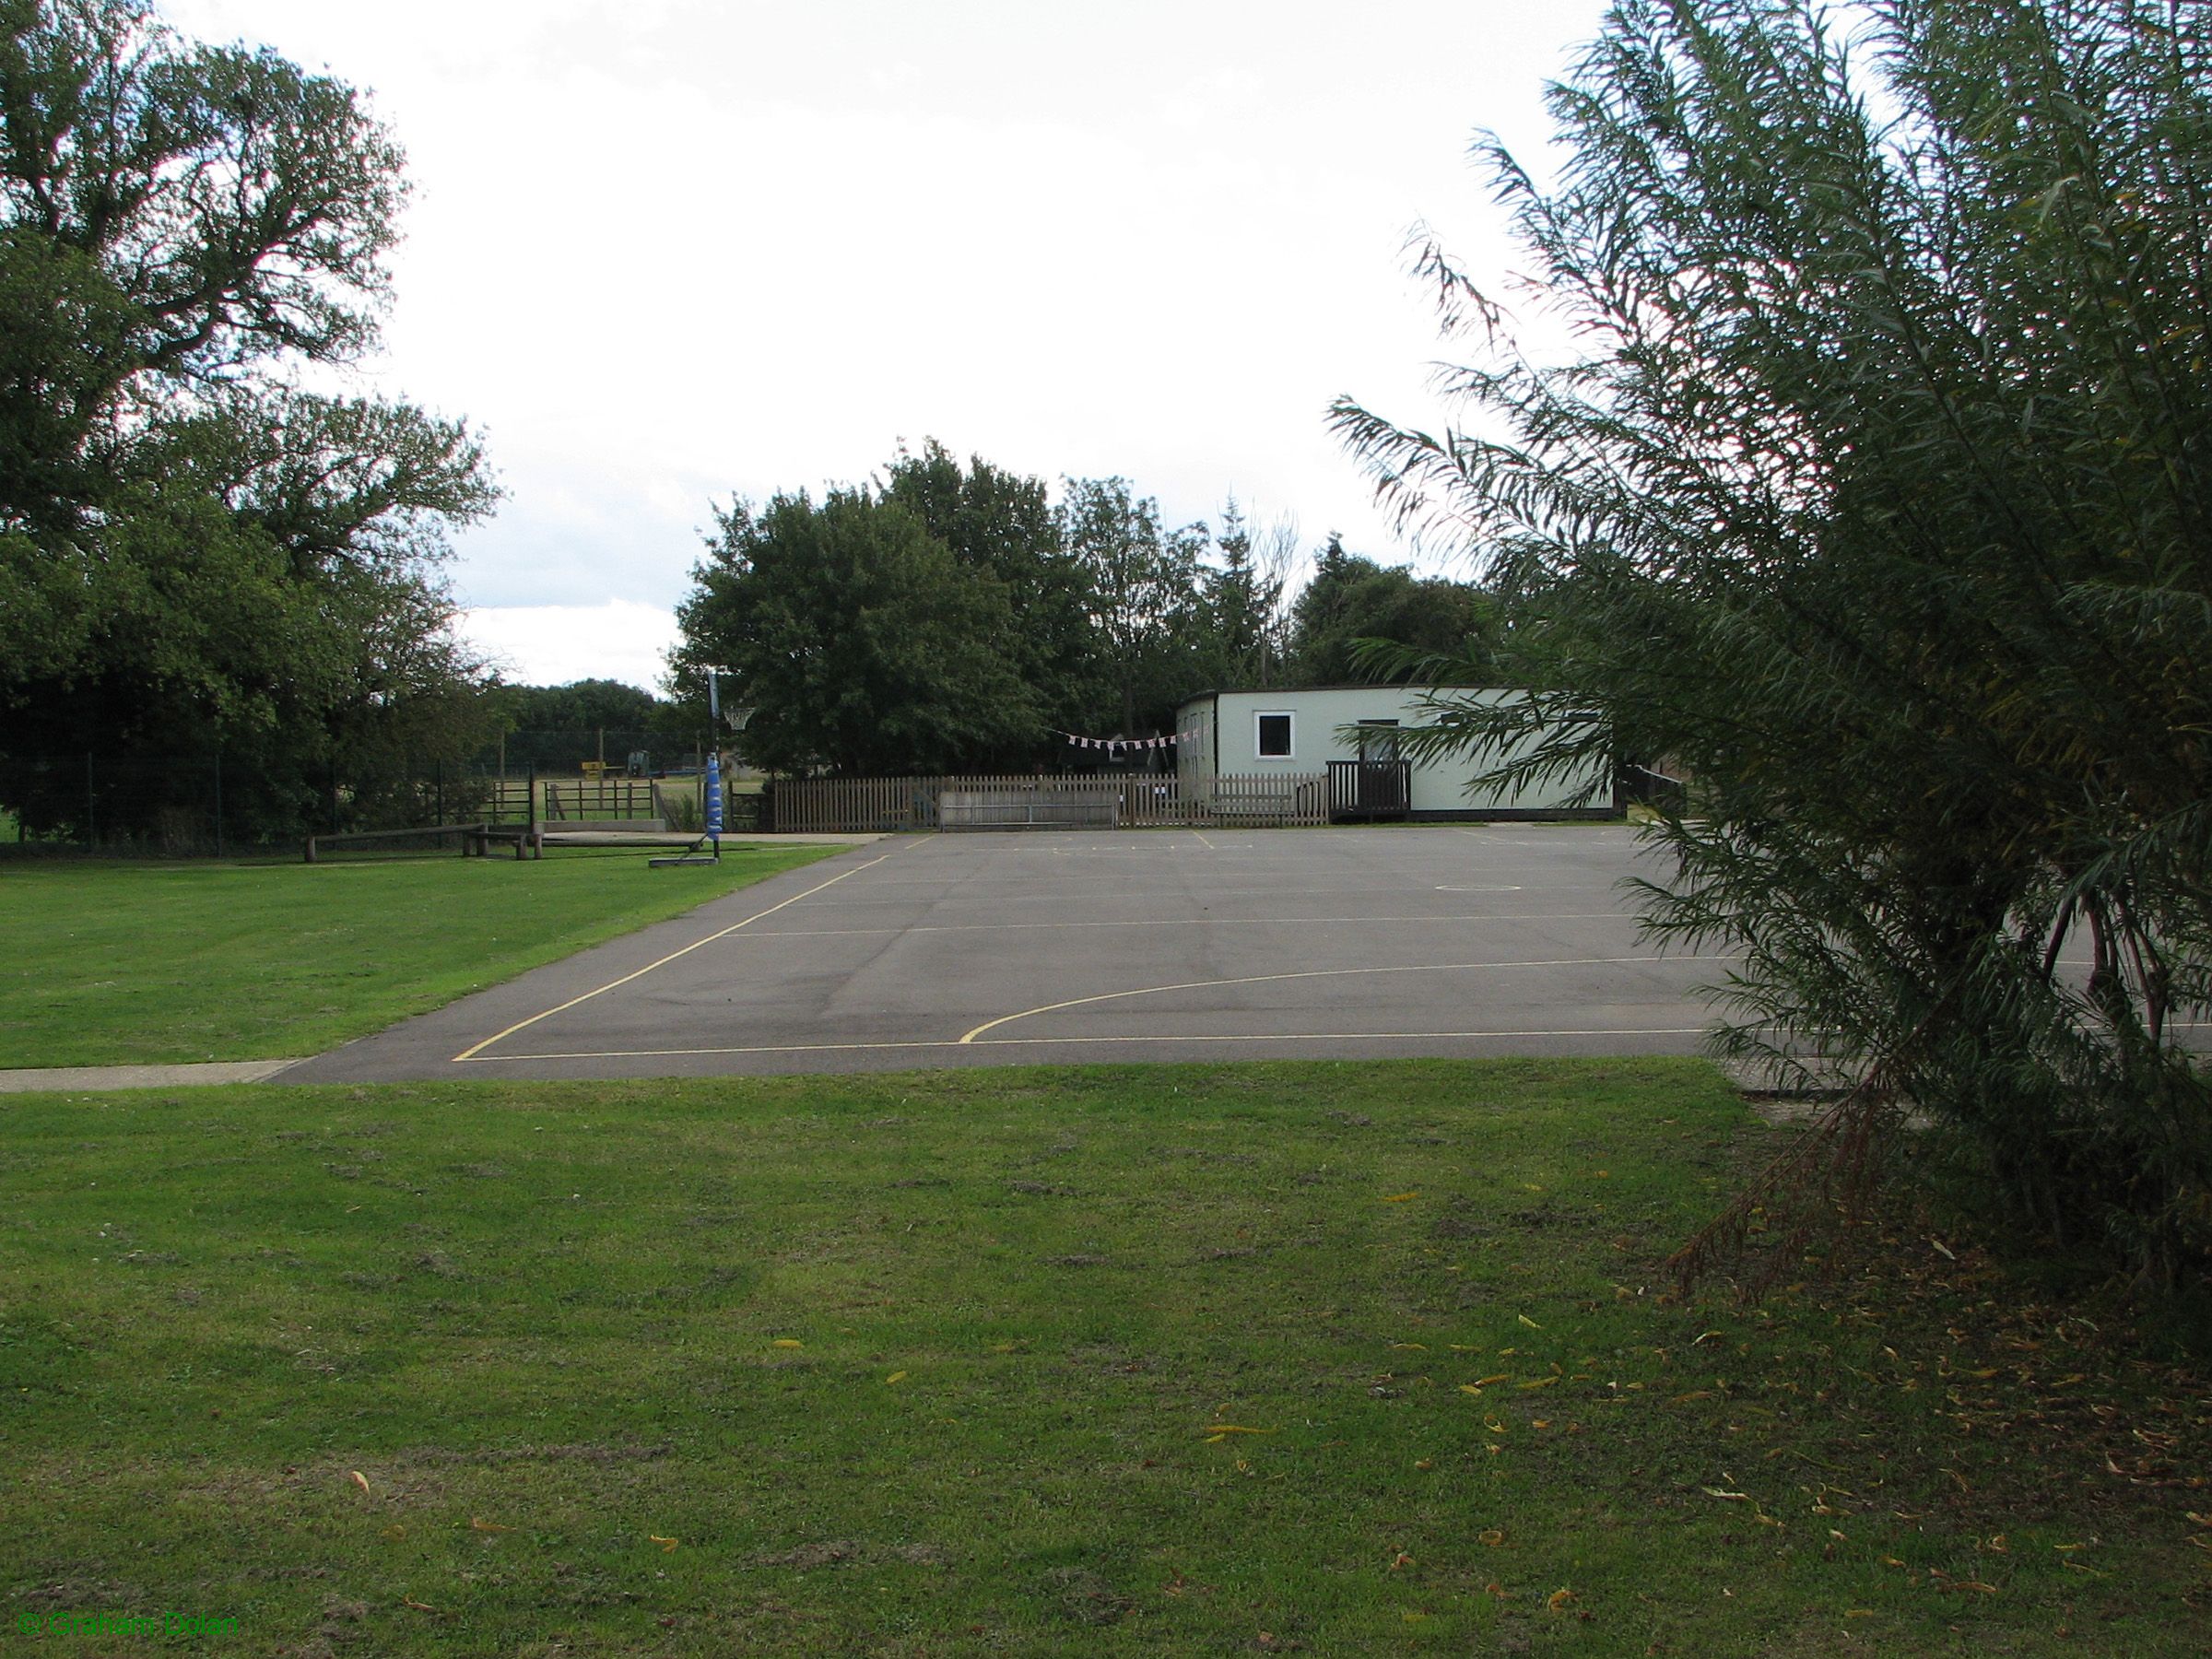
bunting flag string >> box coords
[1053,730,1178,756]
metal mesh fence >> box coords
[0,733,741,857]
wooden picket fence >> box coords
[770,772,1328,833]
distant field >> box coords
[1,1059,2203,1655]
[0,844,840,1067]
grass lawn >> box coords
[2,1059,2204,1654]
[0,844,841,1068]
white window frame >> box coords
[1253,709,1295,760]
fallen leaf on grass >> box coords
[402,1598,439,1613]
[1458,1384,1485,1397]
[1474,1373,1512,1386]
[1702,1488,1752,1502]
[1201,1424,1275,1437]
[1518,1314,1542,1330]
[470,1518,512,1534]
[348,1470,371,1495]
[885,1371,908,1384]
[1382,1192,1418,1203]
[380,1525,405,1541]
[1547,1588,1576,1612]
[1391,1342,1428,1351]
[2186,1512,2212,1527]
[1844,1609,1875,1618]
[1479,1529,1505,1547]
[650,1535,678,1553]
[771,1338,803,1349]
[1518,1377,1557,1391]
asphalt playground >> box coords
[276,825,1726,1083]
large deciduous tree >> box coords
[1058,475,1206,736]
[1282,535,1497,687]
[0,0,497,841]
[1335,0,2212,1288]
[879,440,1104,737]
[673,488,1041,776]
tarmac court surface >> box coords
[279,826,1729,1083]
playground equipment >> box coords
[649,752,723,867]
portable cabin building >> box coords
[1173,686,1616,821]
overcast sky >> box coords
[165,0,1609,691]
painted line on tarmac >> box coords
[958,954,1740,1045]
[455,1026,1712,1064]
[736,912,1640,940]
[450,853,897,1064]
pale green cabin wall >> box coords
[1174,688,1611,815]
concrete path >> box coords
[0,1059,301,1095]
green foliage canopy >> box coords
[1335,0,2212,1286]
[880,440,1104,737]
[0,0,498,841]
[674,487,1041,776]
[1283,534,1496,686]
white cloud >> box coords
[460,600,681,691]
[167,0,1613,670]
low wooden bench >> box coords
[302,822,543,862]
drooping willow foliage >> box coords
[1333,0,2212,1289]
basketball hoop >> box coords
[726,704,755,733]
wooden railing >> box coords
[1326,759,1413,821]
[487,776,660,822]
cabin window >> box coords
[1255,712,1293,759]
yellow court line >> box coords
[450,853,896,1063]
[1190,830,1217,850]
[459,1026,1713,1064]
[957,954,1738,1044]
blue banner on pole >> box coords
[704,753,724,843]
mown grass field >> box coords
[3,1060,2205,1654]
[0,845,841,1068]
